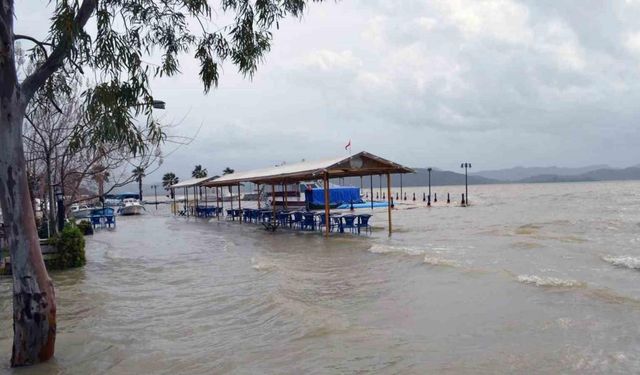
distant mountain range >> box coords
[472,165,611,181]
[114,164,640,193]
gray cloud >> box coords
[15,0,640,181]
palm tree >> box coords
[132,166,145,201]
[162,172,179,199]
[192,165,208,178]
[222,167,234,175]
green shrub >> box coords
[48,225,86,269]
[77,220,94,235]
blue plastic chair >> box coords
[342,215,357,233]
[317,213,335,232]
[301,212,316,231]
[277,211,290,227]
[291,211,304,229]
[356,214,372,234]
[105,215,116,228]
[90,215,102,229]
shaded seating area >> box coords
[172,151,414,237]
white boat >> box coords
[118,198,145,216]
[70,204,94,219]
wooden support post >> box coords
[400,173,403,202]
[184,187,188,216]
[172,188,176,215]
[257,183,261,209]
[194,186,198,214]
[379,174,382,198]
[387,173,392,236]
[271,184,276,225]
[370,174,374,209]
[284,182,288,209]
[216,187,220,220]
[221,186,224,217]
[204,186,208,209]
[237,183,241,221]
[324,173,330,237]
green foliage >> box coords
[76,220,94,236]
[223,167,235,175]
[19,0,323,157]
[162,172,179,188]
[192,164,208,178]
[48,225,86,270]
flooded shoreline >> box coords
[1,181,640,373]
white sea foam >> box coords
[517,275,585,288]
[251,257,276,271]
[602,255,640,270]
[368,244,425,256]
[423,256,458,267]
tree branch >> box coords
[20,0,97,103]
[13,34,52,59]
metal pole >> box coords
[465,165,468,205]
[428,168,431,199]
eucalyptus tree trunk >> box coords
[0,1,57,366]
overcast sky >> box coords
[16,1,640,181]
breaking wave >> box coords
[602,255,640,270]
[517,275,585,288]
[423,256,458,267]
[368,243,425,256]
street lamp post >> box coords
[152,185,158,209]
[427,168,432,204]
[54,185,64,232]
[460,163,471,206]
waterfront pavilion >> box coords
[169,176,218,215]
[190,151,413,236]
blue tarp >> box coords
[337,201,388,209]
[305,187,362,206]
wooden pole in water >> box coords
[271,184,276,226]
[257,183,261,209]
[172,188,176,215]
[284,182,288,210]
[324,172,330,237]
[216,187,220,220]
[184,187,188,216]
[400,173,403,202]
[387,173,392,236]
[370,174,374,209]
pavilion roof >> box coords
[201,151,414,187]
